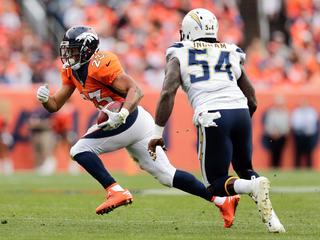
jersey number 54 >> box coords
[188,49,233,83]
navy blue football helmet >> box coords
[60,26,99,70]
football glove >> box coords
[148,138,167,160]
[98,107,129,131]
[148,125,166,160]
[36,85,50,103]
[197,111,221,127]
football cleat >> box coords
[266,210,286,233]
[215,195,240,228]
[251,177,273,223]
[249,187,285,233]
[96,188,133,215]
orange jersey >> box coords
[61,51,125,109]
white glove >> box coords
[148,125,165,160]
[36,85,50,103]
[198,111,221,127]
[98,107,130,130]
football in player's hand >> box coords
[97,101,124,124]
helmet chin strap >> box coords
[180,30,190,41]
[71,63,81,70]
[70,48,98,70]
[179,30,184,41]
[71,53,83,70]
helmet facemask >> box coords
[60,27,99,70]
[60,41,82,70]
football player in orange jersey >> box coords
[36,26,239,227]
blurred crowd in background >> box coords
[0,0,320,89]
[1,0,320,175]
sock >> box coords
[173,169,212,201]
[233,179,253,194]
[73,151,116,189]
[211,196,227,205]
[108,183,124,192]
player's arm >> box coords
[111,73,143,113]
[148,57,181,159]
[155,57,181,126]
[98,73,143,131]
[37,84,75,113]
[237,65,257,117]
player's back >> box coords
[166,40,248,119]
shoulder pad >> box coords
[88,51,112,75]
[166,42,184,62]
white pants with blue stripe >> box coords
[70,106,176,187]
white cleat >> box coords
[251,177,273,223]
[266,210,286,233]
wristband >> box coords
[154,124,164,138]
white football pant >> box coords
[70,106,176,187]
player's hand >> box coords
[36,84,50,103]
[198,111,221,127]
[98,107,129,131]
[148,137,167,161]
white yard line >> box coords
[271,186,320,193]
[28,186,320,195]
[139,186,320,195]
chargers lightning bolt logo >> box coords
[189,12,203,30]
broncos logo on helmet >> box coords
[76,32,98,43]
[60,26,99,70]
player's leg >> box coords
[125,106,239,227]
[69,108,141,214]
[125,106,212,200]
[197,120,240,228]
[127,138,239,228]
[230,109,285,233]
[230,109,259,180]
[126,138,212,200]
[70,138,133,215]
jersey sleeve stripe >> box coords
[169,43,184,48]
[236,48,244,53]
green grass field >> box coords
[0,170,319,240]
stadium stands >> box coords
[1,1,320,172]
[1,0,319,90]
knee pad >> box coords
[70,140,93,159]
[70,145,77,159]
[70,137,103,159]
